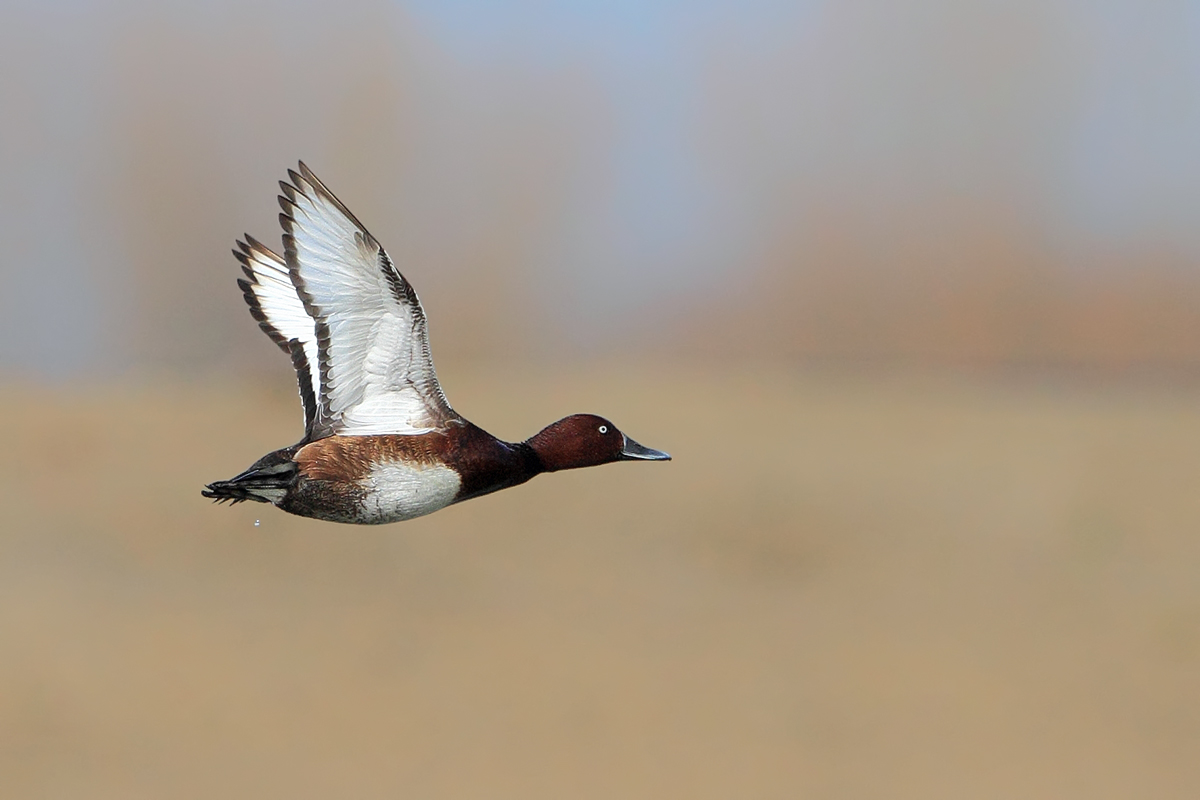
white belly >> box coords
[359,461,462,523]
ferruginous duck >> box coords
[203,163,670,524]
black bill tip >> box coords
[620,435,671,461]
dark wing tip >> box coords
[284,161,375,243]
[297,161,323,193]
[243,233,267,252]
[286,168,305,193]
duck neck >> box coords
[525,427,569,472]
[516,440,546,477]
[450,426,544,504]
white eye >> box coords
[598,425,608,434]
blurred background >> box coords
[2,1,1199,797]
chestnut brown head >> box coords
[526,414,671,472]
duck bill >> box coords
[620,435,671,461]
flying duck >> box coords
[202,163,670,524]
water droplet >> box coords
[254,520,261,527]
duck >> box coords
[203,162,670,524]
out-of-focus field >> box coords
[1,362,1198,798]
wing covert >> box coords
[278,162,457,436]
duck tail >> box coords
[203,451,298,505]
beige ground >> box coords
[1,361,1198,799]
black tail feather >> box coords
[203,449,299,505]
[202,480,276,504]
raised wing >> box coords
[278,162,458,437]
[235,236,320,440]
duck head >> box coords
[527,414,671,472]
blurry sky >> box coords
[3,0,1200,377]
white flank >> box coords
[360,461,461,523]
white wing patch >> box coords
[279,162,457,437]
[235,236,320,437]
